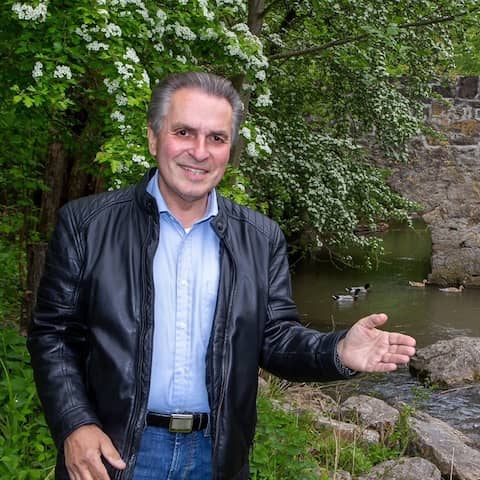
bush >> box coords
[0,327,56,479]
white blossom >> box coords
[12,2,48,22]
[156,9,167,23]
[246,142,258,157]
[114,61,135,80]
[104,23,122,38]
[200,28,218,40]
[86,41,109,51]
[111,110,125,123]
[119,124,132,134]
[96,0,106,4]
[154,43,165,52]
[75,26,92,42]
[175,55,187,64]
[255,70,266,81]
[104,78,120,93]
[255,90,272,107]
[132,154,145,164]
[53,65,72,80]
[171,22,196,41]
[197,0,214,20]
[232,23,249,34]
[115,94,128,106]
[178,0,188,4]
[32,61,43,80]
[123,47,139,63]
[141,70,150,87]
[240,127,251,140]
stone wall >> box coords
[384,77,480,286]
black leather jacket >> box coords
[28,168,348,479]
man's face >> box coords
[148,87,233,214]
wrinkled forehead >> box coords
[165,88,234,134]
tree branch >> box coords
[270,7,480,61]
[270,34,367,60]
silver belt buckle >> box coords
[169,414,194,433]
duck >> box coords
[345,283,370,294]
[439,285,464,292]
[408,279,427,288]
[333,288,361,302]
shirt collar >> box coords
[146,169,218,223]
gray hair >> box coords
[147,71,244,143]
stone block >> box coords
[356,457,442,480]
[457,76,479,99]
[409,410,480,480]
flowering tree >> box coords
[1,0,479,328]
[0,0,268,328]
[241,0,480,263]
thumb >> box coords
[358,313,388,329]
[100,437,126,470]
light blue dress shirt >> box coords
[146,171,220,413]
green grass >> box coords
[250,381,411,479]
[0,327,56,479]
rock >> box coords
[356,457,441,480]
[340,395,399,439]
[409,410,480,480]
[315,415,380,445]
[374,76,480,286]
[409,336,480,387]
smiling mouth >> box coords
[180,165,208,176]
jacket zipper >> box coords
[118,213,157,479]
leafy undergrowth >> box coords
[250,380,411,479]
[0,326,56,479]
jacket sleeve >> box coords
[260,224,349,382]
[27,203,101,448]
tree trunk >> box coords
[21,142,68,330]
[20,243,47,334]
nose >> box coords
[189,136,209,162]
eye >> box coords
[211,135,226,143]
[177,129,188,136]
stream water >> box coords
[291,220,480,441]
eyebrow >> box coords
[171,122,231,140]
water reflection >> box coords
[291,220,480,440]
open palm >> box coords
[337,313,416,373]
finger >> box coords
[359,313,388,329]
[383,353,413,364]
[375,363,398,373]
[85,452,111,480]
[388,332,416,347]
[100,438,127,470]
[388,345,416,357]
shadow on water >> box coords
[291,219,480,441]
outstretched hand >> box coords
[337,313,416,373]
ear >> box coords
[147,126,158,156]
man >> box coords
[28,71,416,480]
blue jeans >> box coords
[132,426,213,480]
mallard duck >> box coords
[332,294,358,302]
[345,283,370,294]
[408,279,427,288]
[333,288,361,302]
[439,285,464,292]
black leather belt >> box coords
[146,412,209,433]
